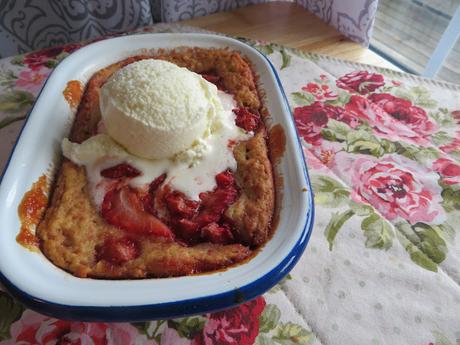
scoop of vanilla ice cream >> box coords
[99,59,220,159]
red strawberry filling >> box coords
[170,170,238,244]
[143,174,166,216]
[96,237,140,265]
[201,222,234,244]
[101,185,173,238]
[101,163,141,179]
[149,173,166,192]
[98,170,239,263]
[215,170,235,187]
[195,183,238,226]
[165,191,199,219]
[233,107,260,132]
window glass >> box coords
[371,0,459,82]
[436,36,460,83]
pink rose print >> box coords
[294,101,360,145]
[301,82,337,101]
[433,158,460,185]
[452,110,460,124]
[304,147,330,173]
[336,70,384,94]
[0,310,155,345]
[193,296,266,345]
[309,141,343,168]
[0,311,71,345]
[345,95,429,146]
[368,93,437,136]
[162,327,192,345]
[294,102,329,145]
[24,43,80,70]
[440,131,460,153]
[350,154,444,224]
[15,69,49,94]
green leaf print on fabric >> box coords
[431,131,454,146]
[361,213,393,249]
[0,291,25,341]
[441,186,460,212]
[395,142,440,163]
[280,49,292,70]
[321,118,351,142]
[272,322,315,345]
[320,120,398,158]
[312,174,394,251]
[132,320,166,342]
[10,55,24,66]
[435,223,456,243]
[396,222,447,271]
[345,129,393,157]
[349,201,374,216]
[412,223,448,264]
[325,90,350,107]
[0,69,17,88]
[259,304,281,333]
[248,40,292,70]
[254,44,275,56]
[291,92,315,106]
[311,175,350,208]
[131,321,148,333]
[255,334,277,345]
[325,210,354,250]
[395,86,437,109]
[0,90,34,114]
[168,316,206,339]
[395,229,437,272]
[430,108,456,128]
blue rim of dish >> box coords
[0,35,315,322]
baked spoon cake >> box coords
[37,48,276,279]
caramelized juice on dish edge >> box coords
[63,80,83,109]
[17,175,48,250]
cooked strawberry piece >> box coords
[176,218,201,242]
[201,222,234,244]
[142,192,155,216]
[149,174,166,193]
[233,107,260,132]
[215,170,235,188]
[195,175,238,227]
[101,186,173,238]
[165,191,199,219]
[143,174,167,215]
[97,237,140,265]
[101,163,141,179]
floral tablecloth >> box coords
[1,23,459,345]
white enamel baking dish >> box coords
[0,33,314,321]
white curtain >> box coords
[294,0,379,46]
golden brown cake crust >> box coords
[225,130,274,246]
[39,161,251,278]
[37,48,275,278]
